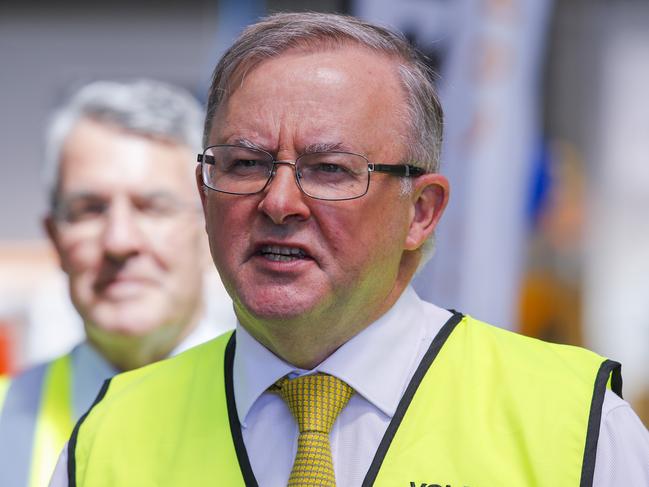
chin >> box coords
[93,321,160,338]
[237,289,326,324]
[88,307,165,337]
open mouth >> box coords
[258,245,310,262]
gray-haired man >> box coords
[0,79,234,487]
[53,14,648,487]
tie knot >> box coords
[275,373,353,434]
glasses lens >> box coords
[56,196,108,224]
[202,146,273,194]
[297,152,369,200]
[55,193,195,241]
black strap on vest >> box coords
[0,364,47,487]
[67,378,111,487]
[222,312,464,487]
[579,359,622,487]
[224,333,259,486]
[361,311,464,486]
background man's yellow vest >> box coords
[69,313,621,487]
[0,355,74,487]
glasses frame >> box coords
[197,144,426,201]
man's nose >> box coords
[258,163,311,225]
[100,199,145,260]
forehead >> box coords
[58,119,195,196]
[210,46,409,160]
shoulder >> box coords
[0,355,69,434]
[455,315,614,389]
[593,390,649,485]
[601,389,648,430]
[91,332,233,412]
[1,358,58,409]
[462,315,607,363]
[69,332,235,482]
[8,360,51,384]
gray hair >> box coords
[204,12,444,262]
[204,12,443,173]
[44,79,205,208]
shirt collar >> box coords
[73,340,118,378]
[233,285,451,425]
[71,341,119,417]
[234,325,296,426]
[170,315,223,356]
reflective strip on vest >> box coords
[0,375,9,411]
[71,318,619,486]
[0,355,73,487]
[31,355,74,487]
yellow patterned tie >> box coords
[274,373,354,487]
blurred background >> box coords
[1,0,647,425]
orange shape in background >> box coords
[0,324,14,375]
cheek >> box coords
[58,240,101,276]
[205,200,252,252]
[321,200,402,244]
[331,202,408,264]
[315,206,379,271]
[58,244,101,303]
[152,226,206,274]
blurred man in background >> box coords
[0,79,235,487]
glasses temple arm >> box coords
[369,164,425,177]
[197,154,216,165]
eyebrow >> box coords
[58,190,181,203]
[229,137,267,152]
[226,138,357,156]
[303,142,354,154]
[57,191,104,202]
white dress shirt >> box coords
[50,287,649,486]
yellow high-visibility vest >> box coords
[0,375,9,411]
[70,314,621,487]
[0,355,74,487]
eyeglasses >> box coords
[197,145,425,201]
[53,193,199,240]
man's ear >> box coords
[405,173,449,251]
[44,214,58,247]
[43,214,66,270]
[196,165,208,212]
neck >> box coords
[238,256,418,370]
[85,311,201,372]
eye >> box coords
[301,157,357,178]
[233,159,259,168]
[222,157,270,177]
[314,162,347,173]
[137,198,177,217]
[59,198,108,223]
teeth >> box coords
[260,245,306,258]
[264,254,298,262]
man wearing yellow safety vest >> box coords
[0,80,235,487]
[52,13,649,487]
